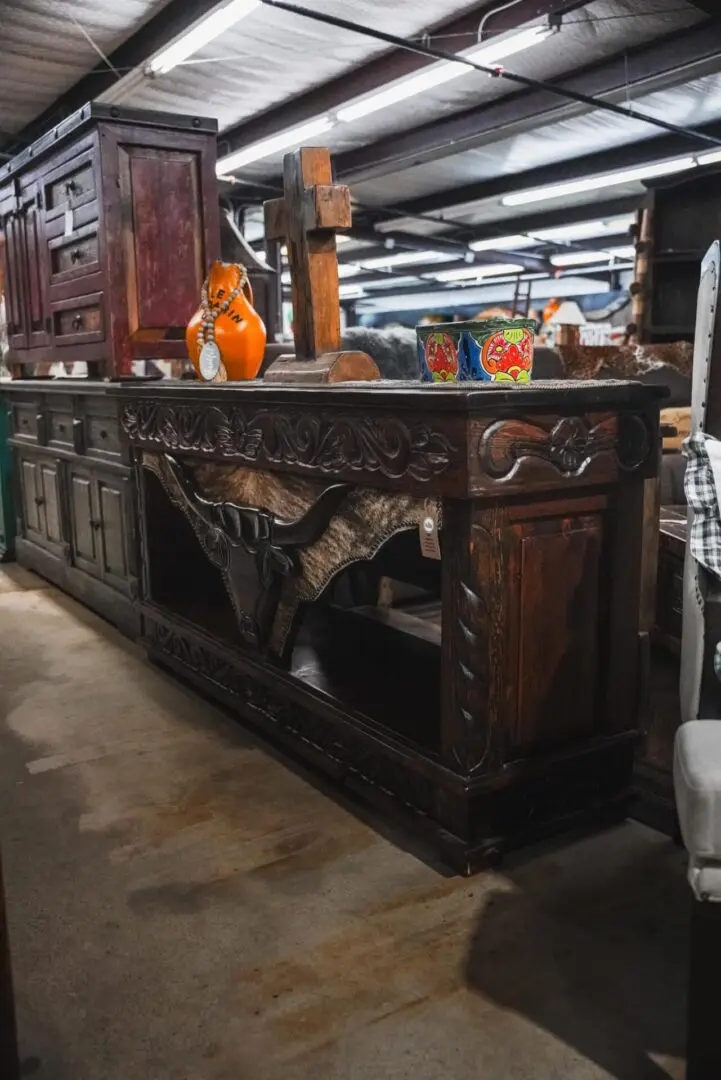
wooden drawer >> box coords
[48,223,100,287]
[12,404,40,443]
[47,410,75,450]
[43,149,98,221]
[85,414,121,460]
[52,293,105,347]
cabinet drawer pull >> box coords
[64,179,79,197]
[91,519,102,531]
[70,248,84,263]
[34,496,45,507]
[71,314,83,330]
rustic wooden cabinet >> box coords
[5,383,139,637]
[0,103,219,375]
[0,393,15,560]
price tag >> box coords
[64,208,74,237]
[419,503,441,560]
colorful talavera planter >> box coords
[417,318,536,383]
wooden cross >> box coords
[263,147,378,383]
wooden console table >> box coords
[113,377,661,873]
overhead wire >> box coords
[258,0,721,149]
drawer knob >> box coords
[70,248,83,263]
[34,496,45,507]
[72,314,83,330]
[65,179,79,197]
[58,423,65,433]
[91,520,101,531]
[100,429,108,440]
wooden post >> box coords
[0,848,19,1080]
[263,147,379,384]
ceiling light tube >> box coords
[357,250,459,270]
[216,116,335,174]
[697,149,721,167]
[148,0,259,75]
[339,284,365,299]
[502,156,697,207]
[432,263,525,282]
[282,262,360,285]
[337,24,553,124]
[469,234,538,252]
[531,215,636,243]
[550,244,636,267]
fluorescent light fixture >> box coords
[282,263,360,285]
[469,234,538,252]
[362,276,424,289]
[148,0,259,74]
[337,24,553,124]
[216,116,335,174]
[550,244,636,267]
[698,149,721,166]
[432,263,525,282]
[502,157,697,207]
[281,235,350,256]
[339,284,365,299]
[531,215,635,243]
[357,249,457,270]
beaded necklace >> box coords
[196,266,249,380]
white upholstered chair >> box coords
[674,240,721,1080]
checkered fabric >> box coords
[684,432,721,581]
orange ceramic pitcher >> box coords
[186,262,266,381]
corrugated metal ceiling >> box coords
[0,0,171,137]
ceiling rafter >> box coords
[334,17,721,183]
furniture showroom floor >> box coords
[0,565,690,1080]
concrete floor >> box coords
[0,564,691,1080]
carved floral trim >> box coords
[122,402,456,482]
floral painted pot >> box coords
[417,318,536,383]
[416,326,466,382]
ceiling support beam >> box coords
[216,0,589,160]
[335,18,721,183]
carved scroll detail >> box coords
[123,402,456,482]
[478,413,651,480]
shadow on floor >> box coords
[464,830,688,1080]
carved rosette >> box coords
[478,412,651,480]
[122,401,456,482]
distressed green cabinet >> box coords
[0,393,15,561]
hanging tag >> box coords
[419,503,441,560]
[64,207,74,237]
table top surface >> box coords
[106,377,666,412]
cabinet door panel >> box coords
[39,460,63,546]
[3,212,28,351]
[19,457,41,538]
[69,467,99,574]
[21,186,50,348]
[118,146,204,340]
[97,475,129,584]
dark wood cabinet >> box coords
[0,103,219,375]
[7,383,139,637]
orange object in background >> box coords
[186,262,266,381]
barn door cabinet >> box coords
[0,103,219,375]
[6,382,139,637]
